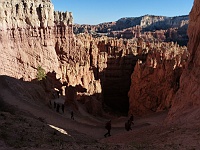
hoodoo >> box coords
[167,0,200,123]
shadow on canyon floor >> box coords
[93,53,147,115]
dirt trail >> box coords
[3,77,193,150]
[0,78,168,142]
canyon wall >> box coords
[77,34,189,114]
[74,15,189,46]
[0,0,102,114]
[74,15,189,34]
[0,0,192,117]
[128,42,189,116]
[167,0,200,123]
[75,35,142,112]
[0,0,72,80]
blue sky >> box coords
[51,0,194,25]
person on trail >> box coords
[125,114,134,131]
[129,114,134,123]
[57,90,60,98]
[54,102,56,109]
[49,100,52,108]
[125,119,132,131]
[61,104,64,113]
[56,104,60,113]
[71,111,74,120]
[104,120,111,137]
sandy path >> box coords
[0,87,128,140]
[1,86,168,142]
[0,77,171,149]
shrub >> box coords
[36,66,46,81]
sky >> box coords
[51,0,194,25]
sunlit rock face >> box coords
[74,15,189,34]
[0,0,73,80]
[77,34,189,114]
[0,0,102,114]
[167,0,200,123]
[128,42,189,116]
[74,15,189,46]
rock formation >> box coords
[73,15,189,46]
[75,33,189,114]
[0,0,192,117]
[0,0,73,80]
[0,0,102,114]
[128,42,189,116]
[74,15,189,34]
[167,0,200,123]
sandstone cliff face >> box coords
[0,0,73,80]
[0,0,102,114]
[74,34,150,113]
[75,34,189,114]
[128,42,189,116]
[167,0,200,123]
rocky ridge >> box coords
[75,33,189,114]
[167,0,200,123]
[128,42,189,116]
[74,15,189,33]
[0,0,102,114]
[74,15,189,45]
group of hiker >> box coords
[49,90,75,120]
[50,100,74,120]
[104,114,134,137]
[49,86,136,138]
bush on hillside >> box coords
[36,66,46,81]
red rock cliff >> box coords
[0,0,102,113]
[128,42,189,116]
[167,0,200,123]
[0,0,73,80]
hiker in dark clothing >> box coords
[104,120,111,137]
[53,92,56,99]
[49,100,52,108]
[61,104,64,113]
[129,114,134,123]
[56,104,60,113]
[54,102,56,109]
[71,111,74,120]
[125,119,132,131]
[57,90,60,98]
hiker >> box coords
[49,100,52,108]
[56,104,60,113]
[125,119,132,131]
[129,114,134,123]
[71,111,74,120]
[57,90,60,98]
[104,120,111,137]
[54,102,56,109]
[53,92,57,99]
[61,104,64,113]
